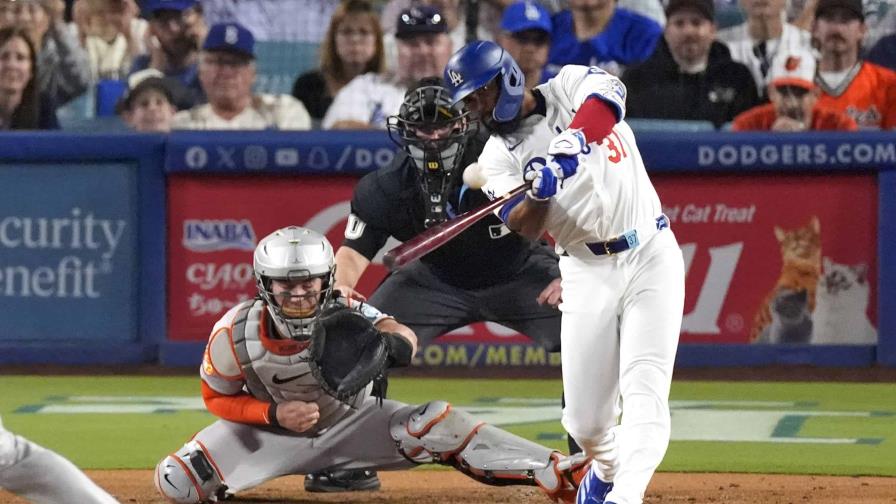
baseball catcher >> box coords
[154,226,587,503]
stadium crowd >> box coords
[0,0,892,133]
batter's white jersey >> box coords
[478,65,663,253]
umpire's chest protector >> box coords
[231,301,371,432]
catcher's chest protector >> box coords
[231,301,370,432]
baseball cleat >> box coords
[304,469,381,492]
[575,466,613,504]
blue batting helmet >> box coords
[443,41,524,123]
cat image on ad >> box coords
[752,216,822,343]
[756,288,813,344]
[811,257,878,345]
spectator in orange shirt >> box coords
[733,47,858,131]
[812,0,896,129]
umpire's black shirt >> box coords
[343,135,538,289]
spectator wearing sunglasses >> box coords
[323,6,452,129]
[733,47,857,131]
[172,22,311,130]
[497,1,552,87]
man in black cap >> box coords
[323,5,453,130]
[813,0,896,129]
[622,0,760,128]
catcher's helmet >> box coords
[443,40,524,123]
[253,226,336,340]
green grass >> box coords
[1,376,894,476]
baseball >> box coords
[462,163,487,189]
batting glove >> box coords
[524,166,558,201]
[547,128,587,179]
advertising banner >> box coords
[167,172,878,366]
[167,175,555,367]
[655,173,877,345]
[0,163,138,342]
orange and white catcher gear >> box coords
[390,400,589,503]
[154,440,226,503]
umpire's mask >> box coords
[388,77,473,228]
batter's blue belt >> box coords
[563,214,670,257]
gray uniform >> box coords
[155,299,583,503]
[0,416,118,503]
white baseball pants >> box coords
[559,229,685,504]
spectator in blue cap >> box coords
[172,22,311,130]
[498,0,552,87]
[129,0,206,107]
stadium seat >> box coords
[253,41,320,95]
[95,79,128,117]
[627,118,717,133]
[59,115,127,132]
[715,4,745,29]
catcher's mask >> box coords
[253,226,336,340]
[387,77,473,227]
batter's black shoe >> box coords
[304,469,381,492]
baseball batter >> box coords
[154,226,586,503]
[0,416,118,503]
[443,42,686,504]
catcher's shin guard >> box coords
[389,400,589,502]
[155,441,225,503]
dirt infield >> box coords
[3,470,893,504]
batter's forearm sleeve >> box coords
[569,97,617,144]
[201,381,273,425]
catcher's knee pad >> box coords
[155,441,225,503]
[389,401,589,501]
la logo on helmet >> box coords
[448,70,463,86]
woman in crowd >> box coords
[0,0,90,107]
[291,0,384,120]
[0,26,58,129]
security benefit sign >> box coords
[167,175,357,341]
[653,173,878,345]
[0,163,137,342]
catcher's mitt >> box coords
[308,305,389,403]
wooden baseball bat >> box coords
[382,183,529,271]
